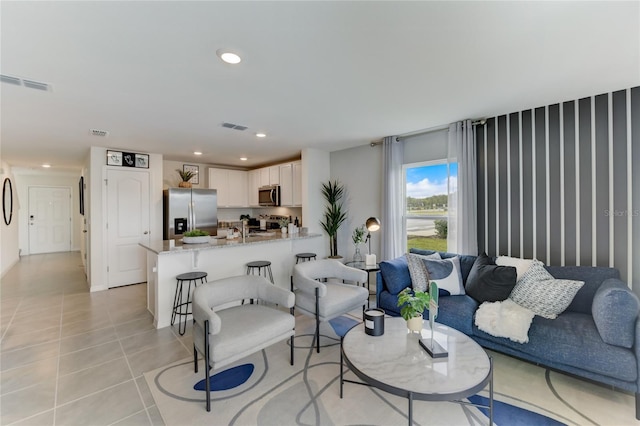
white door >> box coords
[107,169,150,287]
[28,186,72,254]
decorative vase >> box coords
[178,181,192,188]
[353,243,363,263]
[281,227,287,234]
[407,316,423,333]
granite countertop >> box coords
[140,232,322,255]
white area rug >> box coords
[145,315,637,426]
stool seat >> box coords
[172,271,208,335]
[176,271,208,281]
[247,260,272,268]
[295,253,317,263]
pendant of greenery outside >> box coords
[320,180,347,258]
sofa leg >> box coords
[636,393,640,420]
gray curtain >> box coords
[381,135,404,260]
[447,120,478,255]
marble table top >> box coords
[342,317,491,400]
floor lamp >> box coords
[365,217,380,265]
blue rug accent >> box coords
[194,364,254,392]
[467,395,565,425]
[329,316,360,337]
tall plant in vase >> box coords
[320,180,347,258]
[352,224,366,262]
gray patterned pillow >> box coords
[405,252,440,291]
[509,260,584,319]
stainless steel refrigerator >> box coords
[163,188,218,240]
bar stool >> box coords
[172,271,207,335]
[295,253,317,263]
[246,261,274,283]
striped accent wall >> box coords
[477,87,640,292]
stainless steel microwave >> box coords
[258,185,280,206]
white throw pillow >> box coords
[508,260,584,319]
[495,256,535,281]
[419,256,465,296]
[475,299,535,343]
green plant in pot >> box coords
[397,288,431,332]
[183,229,209,237]
[320,180,347,258]
[176,169,194,188]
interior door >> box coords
[107,169,150,287]
[28,186,71,254]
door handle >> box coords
[143,231,149,235]
[83,230,88,233]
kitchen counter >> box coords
[140,232,323,329]
[140,232,321,255]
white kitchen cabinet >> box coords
[259,168,270,187]
[279,163,293,206]
[269,166,280,185]
[208,168,248,207]
[292,161,302,206]
[248,170,260,206]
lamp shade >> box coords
[366,217,381,232]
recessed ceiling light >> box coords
[256,133,266,138]
[194,151,202,156]
[240,157,248,161]
[42,164,51,168]
[216,49,242,64]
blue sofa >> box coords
[376,249,640,419]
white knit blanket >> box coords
[474,299,535,343]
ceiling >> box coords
[1,1,638,172]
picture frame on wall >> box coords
[183,164,199,184]
[107,150,122,166]
[135,153,149,168]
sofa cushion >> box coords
[406,252,440,292]
[466,253,517,303]
[509,260,584,319]
[546,265,620,314]
[420,256,465,296]
[472,312,637,382]
[379,256,412,295]
[592,279,640,348]
[409,249,476,283]
[428,295,478,335]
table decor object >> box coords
[364,308,385,336]
[420,282,448,358]
[397,287,430,332]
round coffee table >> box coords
[341,317,493,425]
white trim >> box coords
[591,96,597,266]
[484,124,489,254]
[507,115,512,256]
[608,92,614,268]
[545,105,551,265]
[519,111,524,258]
[575,99,581,266]
[495,117,500,256]
[627,88,633,288]
[532,109,537,260]
[560,102,565,266]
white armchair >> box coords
[292,259,368,353]
[192,275,295,412]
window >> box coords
[404,161,458,252]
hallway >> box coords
[1,252,187,425]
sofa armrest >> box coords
[592,278,640,348]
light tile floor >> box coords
[1,252,191,425]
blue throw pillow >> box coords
[420,256,465,296]
[379,256,411,295]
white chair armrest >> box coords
[193,285,222,334]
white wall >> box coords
[330,144,383,260]
[88,147,163,291]
[0,162,20,277]
[13,170,82,255]
[301,148,330,258]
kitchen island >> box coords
[140,232,323,329]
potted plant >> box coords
[320,180,347,258]
[352,224,366,262]
[176,169,195,188]
[278,217,290,234]
[182,229,210,244]
[397,288,431,332]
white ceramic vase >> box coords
[407,316,423,333]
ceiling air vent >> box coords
[221,122,248,131]
[89,129,109,137]
[0,74,52,91]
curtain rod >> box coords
[369,118,486,146]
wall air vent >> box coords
[221,122,248,131]
[89,129,109,137]
[0,74,52,91]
